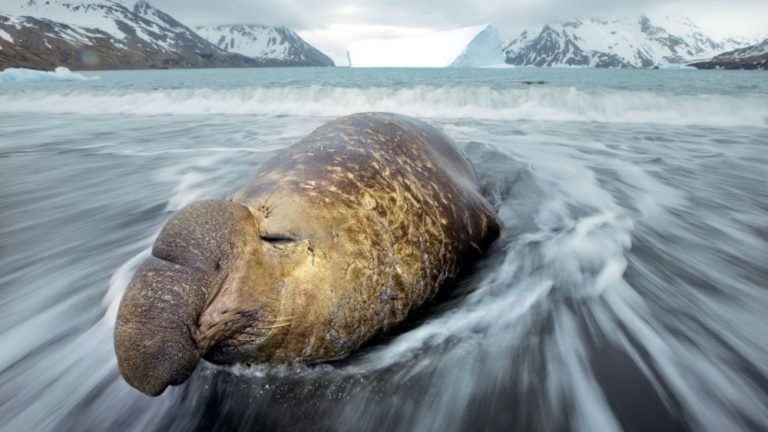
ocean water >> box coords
[0,67,767,431]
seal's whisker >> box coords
[257,321,293,329]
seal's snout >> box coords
[114,309,200,396]
[114,200,256,396]
[114,256,206,396]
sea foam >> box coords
[1,84,766,127]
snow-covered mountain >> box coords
[0,0,333,70]
[690,38,768,70]
[346,24,504,68]
[196,24,333,66]
[0,0,246,69]
[504,16,757,68]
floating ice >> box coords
[0,66,96,83]
[658,63,697,70]
[346,24,504,68]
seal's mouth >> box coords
[198,312,273,365]
[199,307,296,365]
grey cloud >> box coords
[146,0,310,28]
[145,0,766,39]
[147,0,664,31]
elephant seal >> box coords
[114,113,501,396]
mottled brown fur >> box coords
[114,113,501,396]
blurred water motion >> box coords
[1,68,767,431]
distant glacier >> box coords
[346,24,504,68]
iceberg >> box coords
[658,64,697,70]
[0,67,95,83]
[346,24,504,67]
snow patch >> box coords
[0,28,14,43]
[347,24,504,68]
[56,23,93,45]
[133,2,169,28]
[6,0,131,41]
[0,67,96,83]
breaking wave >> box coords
[2,85,766,126]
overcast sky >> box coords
[146,0,768,65]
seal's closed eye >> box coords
[260,234,297,244]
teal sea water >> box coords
[1,67,767,431]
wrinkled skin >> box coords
[114,113,501,396]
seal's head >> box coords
[114,197,329,396]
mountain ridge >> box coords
[0,0,333,70]
[1,5,762,71]
[196,24,334,67]
[503,16,758,68]
[690,38,768,70]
